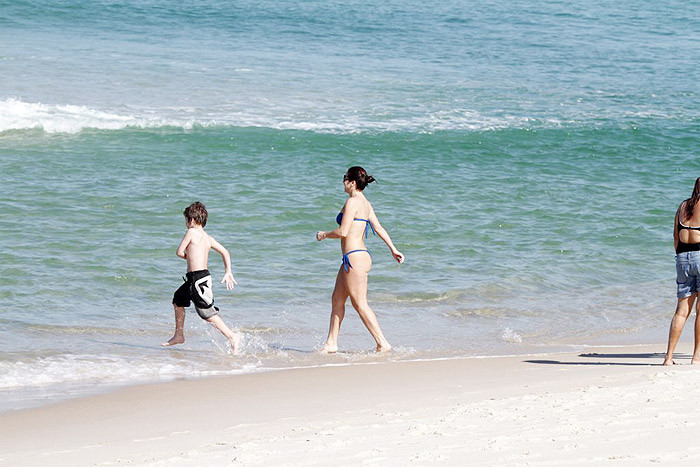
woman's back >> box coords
[678,200,700,245]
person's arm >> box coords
[316,199,359,241]
[210,235,237,290]
[176,229,193,260]
[369,206,404,264]
[674,204,682,252]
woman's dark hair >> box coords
[184,201,208,227]
[345,166,376,191]
[685,177,700,220]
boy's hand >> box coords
[222,272,237,291]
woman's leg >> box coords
[693,298,700,364]
[344,253,391,352]
[664,295,696,365]
[321,266,349,353]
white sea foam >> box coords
[0,354,209,389]
[502,328,523,344]
[0,97,684,135]
[0,98,547,134]
[0,98,154,134]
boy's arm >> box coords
[210,235,237,290]
[176,229,194,260]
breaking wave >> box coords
[0,98,559,135]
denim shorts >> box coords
[676,251,700,298]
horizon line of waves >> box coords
[0,98,588,136]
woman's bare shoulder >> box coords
[344,196,364,210]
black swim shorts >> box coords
[172,269,220,320]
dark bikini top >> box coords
[678,219,700,232]
[677,219,700,253]
[336,212,376,238]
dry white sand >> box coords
[1,343,699,466]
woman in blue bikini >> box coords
[316,166,404,353]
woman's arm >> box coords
[316,199,359,241]
[674,203,682,252]
[369,206,404,263]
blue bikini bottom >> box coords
[342,249,371,273]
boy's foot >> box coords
[228,333,242,355]
[376,342,392,353]
[161,336,185,346]
[320,342,338,353]
[662,359,676,366]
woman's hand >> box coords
[392,250,405,264]
[316,231,327,241]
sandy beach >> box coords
[2,343,699,466]
[3,1,698,465]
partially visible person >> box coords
[664,177,700,365]
[316,166,404,353]
[162,201,241,354]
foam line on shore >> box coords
[1,343,689,466]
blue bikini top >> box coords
[336,212,376,238]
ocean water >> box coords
[1,0,699,412]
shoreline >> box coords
[2,342,699,466]
[0,339,666,416]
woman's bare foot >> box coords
[161,336,185,346]
[662,359,677,366]
[320,342,338,353]
[376,342,392,353]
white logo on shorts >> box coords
[194,276,214,307]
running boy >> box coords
[162,201,241,353]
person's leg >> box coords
[162,304,186,346]
[664,295,695,365]
[321,266,349,353]
[693,297,700,364]
[344,253,391,352]
[206,314,241,355]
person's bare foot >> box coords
[320,342,338,353]
[376,342,392,353]
[662,358,677,366]
[228,333,242,355]
[161,336,184,346]
[692,357,700,365]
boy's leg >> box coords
[162,304,186,346]
[206,314,241,354]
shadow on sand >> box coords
[524,352,686,367]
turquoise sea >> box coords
[1,0,699,412]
